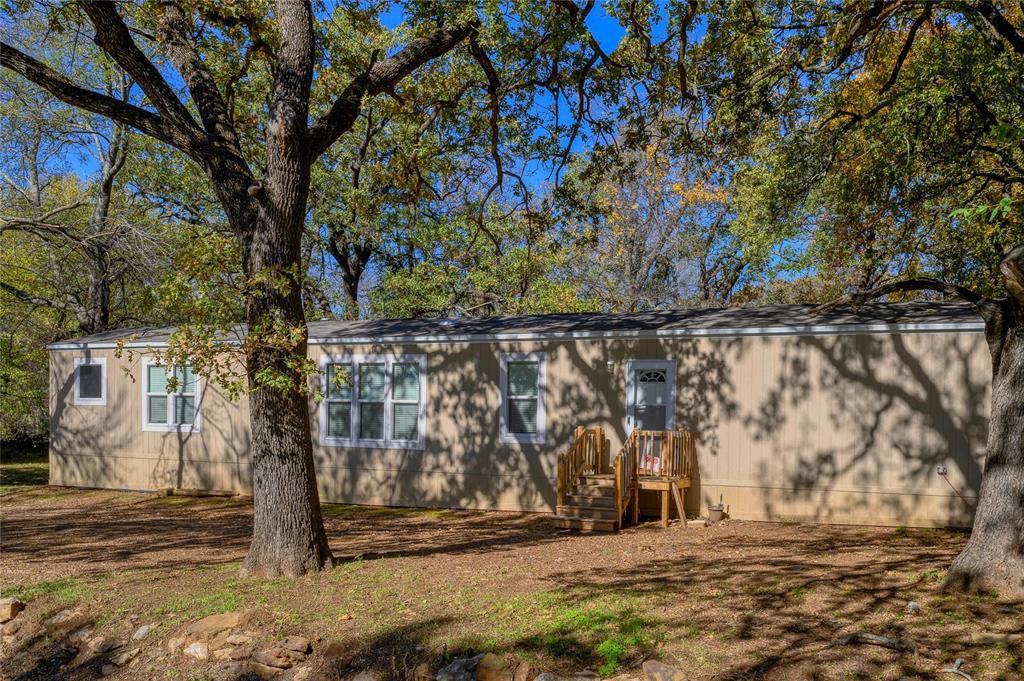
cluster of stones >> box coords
[1,597,152,676]
[1,598,685,681]
[431,653,676,681]
[166,611,318,679]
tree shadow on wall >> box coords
[744,332,988,527]
[311,336,738,517]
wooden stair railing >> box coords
[631,428,696,478]
[613,432,638,526]
[557,426,697,531]
[556,426,604,508]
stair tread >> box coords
[553,515,618,532]
[565,495,616,507]
[557,504,619,518]
[576,478,616,487]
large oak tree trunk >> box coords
[238,214,333,578]
[946,298,1024,597]
[238,4,332,574]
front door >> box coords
[626,360,676,470]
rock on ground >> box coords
[641,660,686,681]
[280,635,312,653]
[183,640,209,660]
[0,597,26,623]
[436,653,486,681]
[132,623,156,640]
[185,611,247,638]
[476,653,513,681]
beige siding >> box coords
[49,329,990,527]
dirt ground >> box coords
[1,479,1021,681]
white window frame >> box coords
[319,353,427,450]
[624,358,676,435]
[323,360,355,441]
[73,357,107,406]
[499,352,547,445]
[141,358,201,433]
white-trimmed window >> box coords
[500,352,546,444]
[143,360,200,432]
[74,357,106,406]
[320,354,426,449]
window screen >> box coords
[506,361,540,434]
[77,364,103,400]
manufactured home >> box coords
[47,302,991,529]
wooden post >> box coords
[660,490,669,528]
[671,482,685,527]
[557,457,565,508]
[631,489,639,526]
[614,455,623,526]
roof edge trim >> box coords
[46,320,986,350]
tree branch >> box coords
[0,42,190,150]
[815,277,1002,324]
[468,31,503,188]
[79,1,202,137]
[157,0,242,151]
[879,3,931,94]
[308,21,478,159]
[973,1,1024,57]
[1000,244,1024,306]
[0,280,58,310]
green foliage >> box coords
[5,577,91,604]
[152,589,239,619]
[370,208,597,318]
[527,604,661,676]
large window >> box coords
[143,360,200,432]
[500,352,546,444]
[74,357,106,406]
[320,355,426,449]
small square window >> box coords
[74,359,106,405]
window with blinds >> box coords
[143,362,199,431]
[507,362,539,434]
[320,355,426,449]
[500,353,546,444]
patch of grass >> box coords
[321,503,450,519]
[920,569,945,584]
[4,577,91,604]
[789,584,809,599]
[523,598,663,676]
[153,589,238,619]
[0,453,49,489]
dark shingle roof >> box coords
[49,301,984,349]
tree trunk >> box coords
[341,272,360,320]
[238,215,333,578]
[945,298,1024,597]
[81,241,111,335]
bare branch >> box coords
[814,277,1002,323]
[879,3,931,94]
[468,32,503,188]
[0,280,58,310]
[157,1,242,151]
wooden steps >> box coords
[554,474,621,532]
